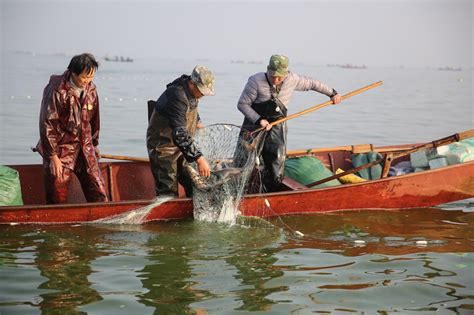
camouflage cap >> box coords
[191,65,215,96]
[267,54,289,77]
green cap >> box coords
[267,54,289,77]
[191,65,215,96]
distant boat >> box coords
[438,66,462,71]
[230,60,263,65]
[327,63,367,69]
[104,55,134,63]
[247,60,263,65]
[339,64,367,69]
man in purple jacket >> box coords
[36,53,108,204]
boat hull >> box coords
[239,161,474,217]
[1,160,473,224]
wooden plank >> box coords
[307,129,474,187]
[281,177,308,190]
[287,144,417,156]
[101,154,149,162]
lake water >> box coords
[0,52,472,164]
[0,52,473,314]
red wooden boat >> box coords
[1,135,473,225]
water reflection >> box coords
[0,207,473,314]
[34,226,106,314]
[266,208,474,313]
[138,222,199,314]
[274,207,474,255]
[138,222,285,314]
[0,225,107,314]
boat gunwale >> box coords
[1,160,472,211]
[243,160,474,198]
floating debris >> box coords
[264,199,270,208]
[441,220,467,225]
[295,230,305,237]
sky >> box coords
[0,0,472,68]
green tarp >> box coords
[0,165,24,206]
[284,156,341,189]
[351,152,383,180]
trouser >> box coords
[260,122,287,192]
[236,119,287,193]
[149,148,194,197]
[43,153,108,204]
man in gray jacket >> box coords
[237,54,342,192]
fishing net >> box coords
[89,124,267,226]
[92,123,297,232]
[91,195,175,224]
[190,124,266,224]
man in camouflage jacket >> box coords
[146,66,215,197]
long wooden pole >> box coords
[250,81,383,135]
[101,154,149,162]
[102,82,383,163]
[101,129,473,165]
[100,143,409,163]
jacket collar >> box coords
[62,70,95,98]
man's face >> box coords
[267,73,285,86]
[188,81,204,99]
[71,68,96,88]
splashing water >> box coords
[91,195,174,224]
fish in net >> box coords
[188,124,265,224]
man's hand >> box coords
[94,146,101,159]
[331,94,342,104]
[259,119,272,131]
[49,155,64,180]
[196,156,211,177]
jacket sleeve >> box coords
[39,85,61,157]
[168,95,203,162]
[292,72,334,96]
[91,90,100,147]
[237,76,261,124]
[173,127,203,162]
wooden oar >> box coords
[287,144,419,156]
[103,82,382,164]
[250,81,383,136]
[100,142,411,164]
[306,129,474,188]
[100,126,472,167]
[101,154,149,162]
[379,128,474,177]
